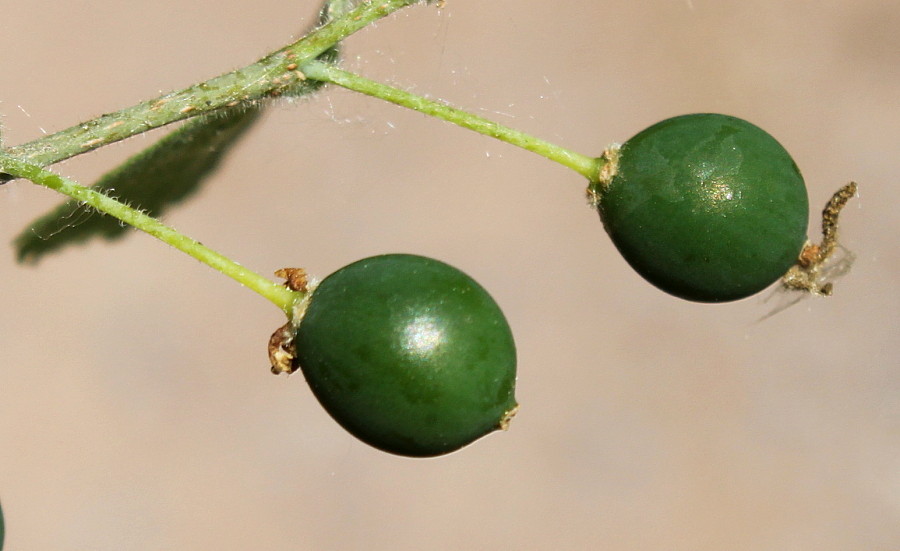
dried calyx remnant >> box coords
[268,268,310,376]
[782,181,858,296]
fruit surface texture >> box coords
[293,254,517,457]
[595,113,809,302]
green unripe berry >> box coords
[292,254,518,457]
[591,113,809,302]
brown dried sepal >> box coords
[275,268,308,292]
[585,143,620,208]
[268,321,299,375]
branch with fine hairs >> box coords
[0,152,302,315]
[298,60,605,182]
[0,0,429,180]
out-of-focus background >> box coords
[1,1,898,549]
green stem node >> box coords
[0,154,301,314]
[299,60,604,182]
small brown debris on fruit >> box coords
[498,404,519,431]
[797,243,821,268]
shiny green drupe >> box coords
[595,113,809,302]
[293,254,517,457]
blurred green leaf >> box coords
[1,497,5,551]
[14,107,262,263]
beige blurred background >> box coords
[1,1,898,549]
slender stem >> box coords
[1,0,427,176]
[0,153,302,314]
[299,60,604,182]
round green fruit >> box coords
[591,113,810,302]
[293,254,518,457]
